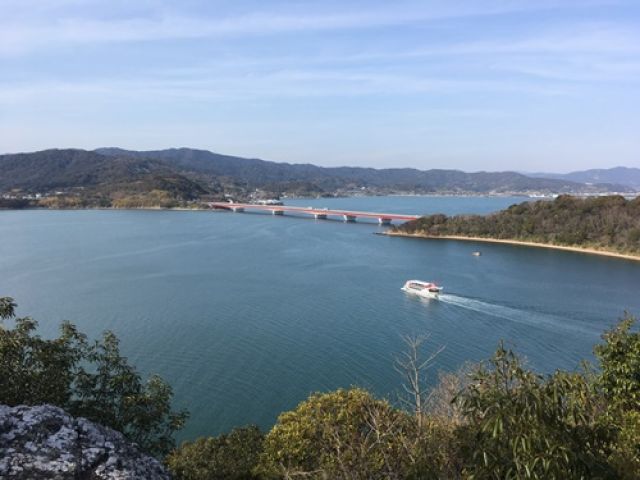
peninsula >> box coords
[390,195,640,260]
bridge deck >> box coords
[210,202,420,222]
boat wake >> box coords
[437,294,598,336]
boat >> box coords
[401,280,443,299]
[472,251,482,256]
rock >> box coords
[0,404,171,479]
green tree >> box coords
[0,297,187,457]
[458,344,614,479]
[595,314,640,478]
[0,316,85,407]
[595,314,640,412]
[257,388,413,479]
[0,296,17,320]
[167,425,264,480]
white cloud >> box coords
[0,0,627,56]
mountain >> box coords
[1,148,632,209]
[95,147,628,194]
[529,167,640,190]
[0,149,208,206]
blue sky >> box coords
[1,0,639,172]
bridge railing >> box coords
[209,202,420,223]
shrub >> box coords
[167,425,264,480]
[257,388,413,479]
[457,344,614,479]
[595,314,640,478]
[0,297,187,457]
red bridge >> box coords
[210,202,420,225]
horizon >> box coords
[1,1,639,172]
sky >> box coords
[1,0,639,172]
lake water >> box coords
[1,196,639,441]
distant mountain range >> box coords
[529,167,640,189]
[94,147,630,195]
[0,148,634,208]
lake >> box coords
[1,196,639,440]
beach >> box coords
[384,231,640,262]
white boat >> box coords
[401,280,443,299]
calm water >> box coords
[1,196,639,441]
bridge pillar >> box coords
[272,209,284,215]
[232,207,245,212]
[314,213,328,220]
[378,217,392,225]
[343,215,357,222]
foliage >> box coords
[408,366,476,479]
[167,425,264,480]
[457,344,615,479]
[4,294,640,477]
[408,417,466,480]
[111,189,180,208]
[0,296,17,319]
[257,388,414,479]
[0,297,187,457]
[251,317,639,479]
[37,195,89,209]
[595,314,640,412]
[397,195,640,255]
[595,314,640,477]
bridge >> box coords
[210,202,420,225]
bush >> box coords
[257,388,414,479]
[457,344,615,479]
[0,297,187,457]
[595,314,640,478]
[167,425,264,480]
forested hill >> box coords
[0,148,632,209]
[395,195,640,255]
[0,149,210,208]
[95,147,627,195]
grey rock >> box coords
[0,404,170,479]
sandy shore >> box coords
[383,231,640,262]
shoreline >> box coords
[383,231,640,262]
[0,206,214,212]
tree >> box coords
[594,314,640,478]
[257,388,413,479]
[0,296,17,320]
[393,334,465,479]
[457,343,614,479]
[167,425,264,480]
[0,308,86,408]
[595,314,640,413]
[394,334,444,427]
[0,297,187,457]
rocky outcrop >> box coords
[0,404,170,479]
